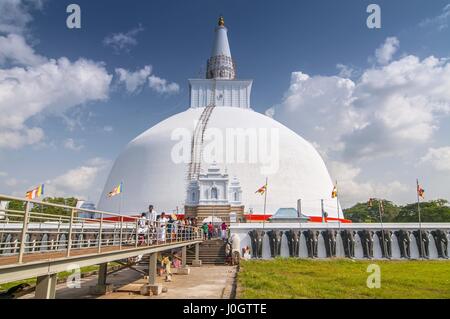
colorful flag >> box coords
[26,184,44,200]
[331,185,338,198]
[108,182,123,198]
[417,183,425,199]
[255,184,267,195]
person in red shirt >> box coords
[208,222,214,240]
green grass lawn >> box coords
[238,258,450,299]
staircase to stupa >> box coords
[187,80,216,181]
[186,239,227,265]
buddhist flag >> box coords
[26,184,44,200]
[417,183,425,199]
[108,182,123,198]
[255,184,267,195]
[331,185,338,198]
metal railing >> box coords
[0,194,202,264]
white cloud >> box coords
[272,71,359,156]
[0,46,112,148]
[421,146,450,171]
[63,138,84,151]
[0,3,113,149]
[103,125,113,133]
[115,65,180,95]
[0,127,44,149]
[0,0,44,35]
[374,37,399,65]
[85,157,110,167]
[103,25,144,53]
[328,161,408,207]
[115,65,152,93]
[336,63,356,78]
[272,38,450,161]
[270,37,450,205]
[0,34,46,65]
[148,75,180,94]
[45,158,111,198]
[419,4,450,31]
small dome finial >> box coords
[218,16,225,27]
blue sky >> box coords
[1,0,450,207]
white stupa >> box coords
[98,17,342,219]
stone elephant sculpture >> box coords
[267,230,283,257]
[248,230,264,258]
[376,230,392,258]
[321,230,336,257]
[285,230,300,257]
[303,230,318,258]
[358,230,374,259]
[431,230,448,259]
[340,230,355,258]
[413,230,429,258]
[395,230,411,259]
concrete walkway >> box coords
[20,265,237,299]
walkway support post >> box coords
[192,242,202,267]
[98,263,108,285]
[141,252,162,296]
[35,273,57,299]
[148,253,157,285]
[89,262,113,295]
[182,246,187,267]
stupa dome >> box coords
[97,17,342,219]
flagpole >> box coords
[297,198,302,231]
[336,180,341,231]
[118,183,123,214]
[416,179,424,259]
[321,199,325,223]
[263,177,268,230]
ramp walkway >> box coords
[0,194,203,298]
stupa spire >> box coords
[206,16,236,79]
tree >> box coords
[4,197,79,222]
[343,199,399,223]
[344,199,450,223]
[396,200,450,223]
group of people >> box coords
[201,222,228,241]
[137,205,198,245]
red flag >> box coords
[255,184,267,195]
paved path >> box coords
[20,265,236,299]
